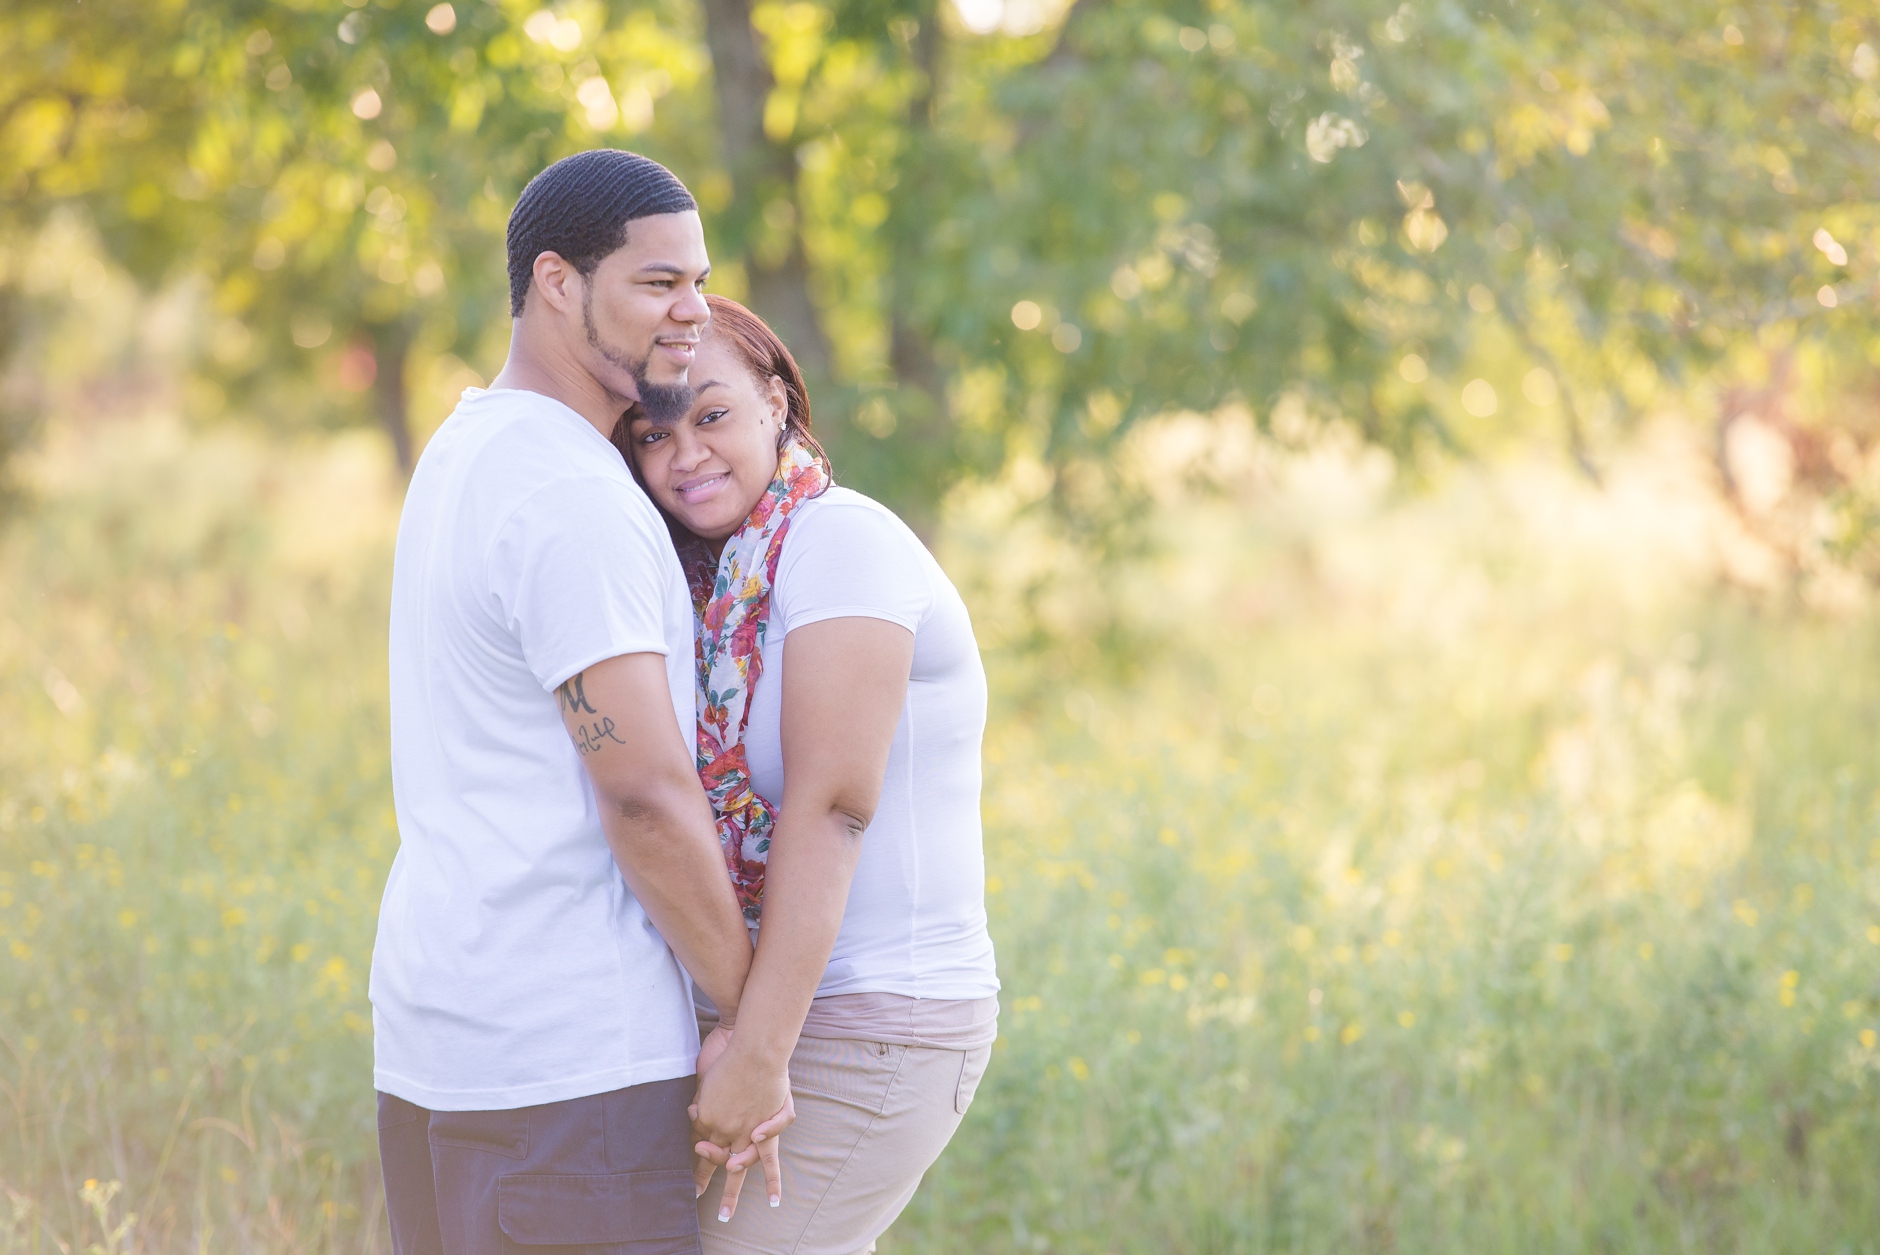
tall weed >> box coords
[3,413,1877,1253]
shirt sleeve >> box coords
[486,475,679,692]
[772,498,932,635]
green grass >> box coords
[4,414,1880,1253]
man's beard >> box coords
[584,284,693,424]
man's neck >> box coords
[488,322,634,441]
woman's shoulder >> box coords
[773,484,938,628]
[788,485,926,555]
[798,484,900,522]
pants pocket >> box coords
[790,1037,903,1116]
[429,1107,531,1160]
[496,1168,698,1251]
[954,1044,992,1115]
[378,1091,425,1130]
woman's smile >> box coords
[676,470,731,505]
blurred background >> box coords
[5,1,1880,1250]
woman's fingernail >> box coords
[718,1208,731,1223]
[769,1195,781,1208]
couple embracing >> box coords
[367,150,998,1255]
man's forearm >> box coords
[598,779,752,1020]
[557,654,755,1021]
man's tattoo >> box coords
[557,673,597,716]
[558,672,625,756]
[570,716,628,756]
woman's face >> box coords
[624,337,786,543]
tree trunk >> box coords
[700,0,831,380]
[877,3,953,530]
[748,238,831,382]
[887,3,942,406]
[371,319,414,475]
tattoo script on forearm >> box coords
[557,672,627,757]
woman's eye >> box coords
[698,408,729,425]
[637,430,665,445]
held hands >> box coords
[690,1025,795,1222]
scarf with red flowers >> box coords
[686,439,829,928]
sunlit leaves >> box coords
[7,0,1880,499]
[0,0,721,462]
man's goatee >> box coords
[634,376,694,425]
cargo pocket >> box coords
[954,1044,992,1115]
[496,1168,698,1253]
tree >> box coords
[919,1,1880,472]
[2,0,716,472]
[6,0,1880,517]
[701,0,836,381]
[708,0,1880,516]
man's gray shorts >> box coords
[377,1076,702,1255]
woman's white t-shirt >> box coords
[742,486,999,1001]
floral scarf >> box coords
[687,439,829,928]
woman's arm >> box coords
[736,614,914,1056]
[691,615,914,1209]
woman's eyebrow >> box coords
[693,380,725,394]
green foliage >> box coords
[9,6,1880,1249]
[927,433,1880,1249]
[1,0,716,462]
[9,0,1880,508]
[6,410,1880,1251]
[0,421,397,1251]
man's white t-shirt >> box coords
[370,387,699,1111]
[742,487,999,1000]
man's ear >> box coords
[530,251,581,315]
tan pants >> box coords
[698,1035,992,1255]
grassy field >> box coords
[4,410,1880,1254]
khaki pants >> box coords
[698,1035,992,1255]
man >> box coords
[368,150,786,1255]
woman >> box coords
[614,294,999,1254]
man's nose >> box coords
[670,282,709,328]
